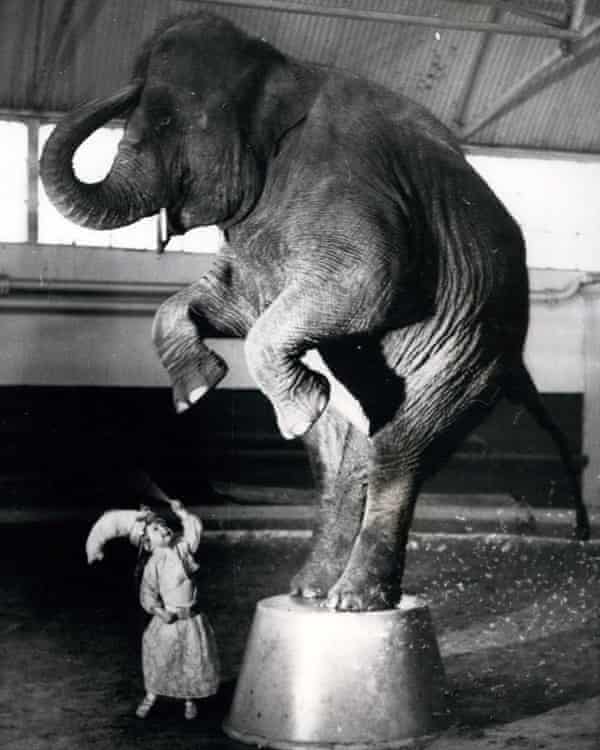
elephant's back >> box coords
[305,71,529,340]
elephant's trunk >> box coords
[40,82,166,231]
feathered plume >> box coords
[85,509,147,564]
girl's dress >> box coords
[139,510,220,699]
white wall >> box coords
[468,149,600,273]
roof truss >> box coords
[197,0,589,41]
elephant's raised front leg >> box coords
[244,287,331,439]
[242,225,411,440]
[244,280,385,440]
[290,410,368,599]
[152,264,251,412]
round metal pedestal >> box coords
[222,594,447,749]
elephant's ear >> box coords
[252,61,318,158]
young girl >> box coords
[86,499,220,720]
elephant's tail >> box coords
[503,363,590,541]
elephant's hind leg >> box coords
[290,410,368,599]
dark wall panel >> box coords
[0,386,583,510]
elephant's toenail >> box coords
[292,421,311,436]
[189,385,209,403]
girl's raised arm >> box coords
[170,500,203,555]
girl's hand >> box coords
[154,608,176,624]
[169,499,185,515]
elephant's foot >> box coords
[290,555,346,600]
[326,570,400,611]
[170,351,228,413]
[324,533,401,611]
[273,370,330,439]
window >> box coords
[37,123,158,249]
[0,120,28,242]
[0,117,222,253]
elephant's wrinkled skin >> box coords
[40,12,590,610]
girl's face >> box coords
[144,520,173,551]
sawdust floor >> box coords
[1,522,599,749]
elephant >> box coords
[40,11,590,611]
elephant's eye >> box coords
[154,115,172,132]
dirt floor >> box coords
[0,521,599,749]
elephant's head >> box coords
[40,13,313,241]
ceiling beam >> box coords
[560,0,588,52]
[493,2,566,29]
[200,0,584,40]
[569,0,588,31]
[453,6,503,128]
[459,16,600,139]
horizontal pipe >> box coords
[0,276,181,314]
[7,274,600,296]
[530,273,599,303]
[0,296,160,315]
[0,274,598,315]
[2,277,183,297]
[204,0,583,39]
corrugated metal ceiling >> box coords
[1,0,599,152]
